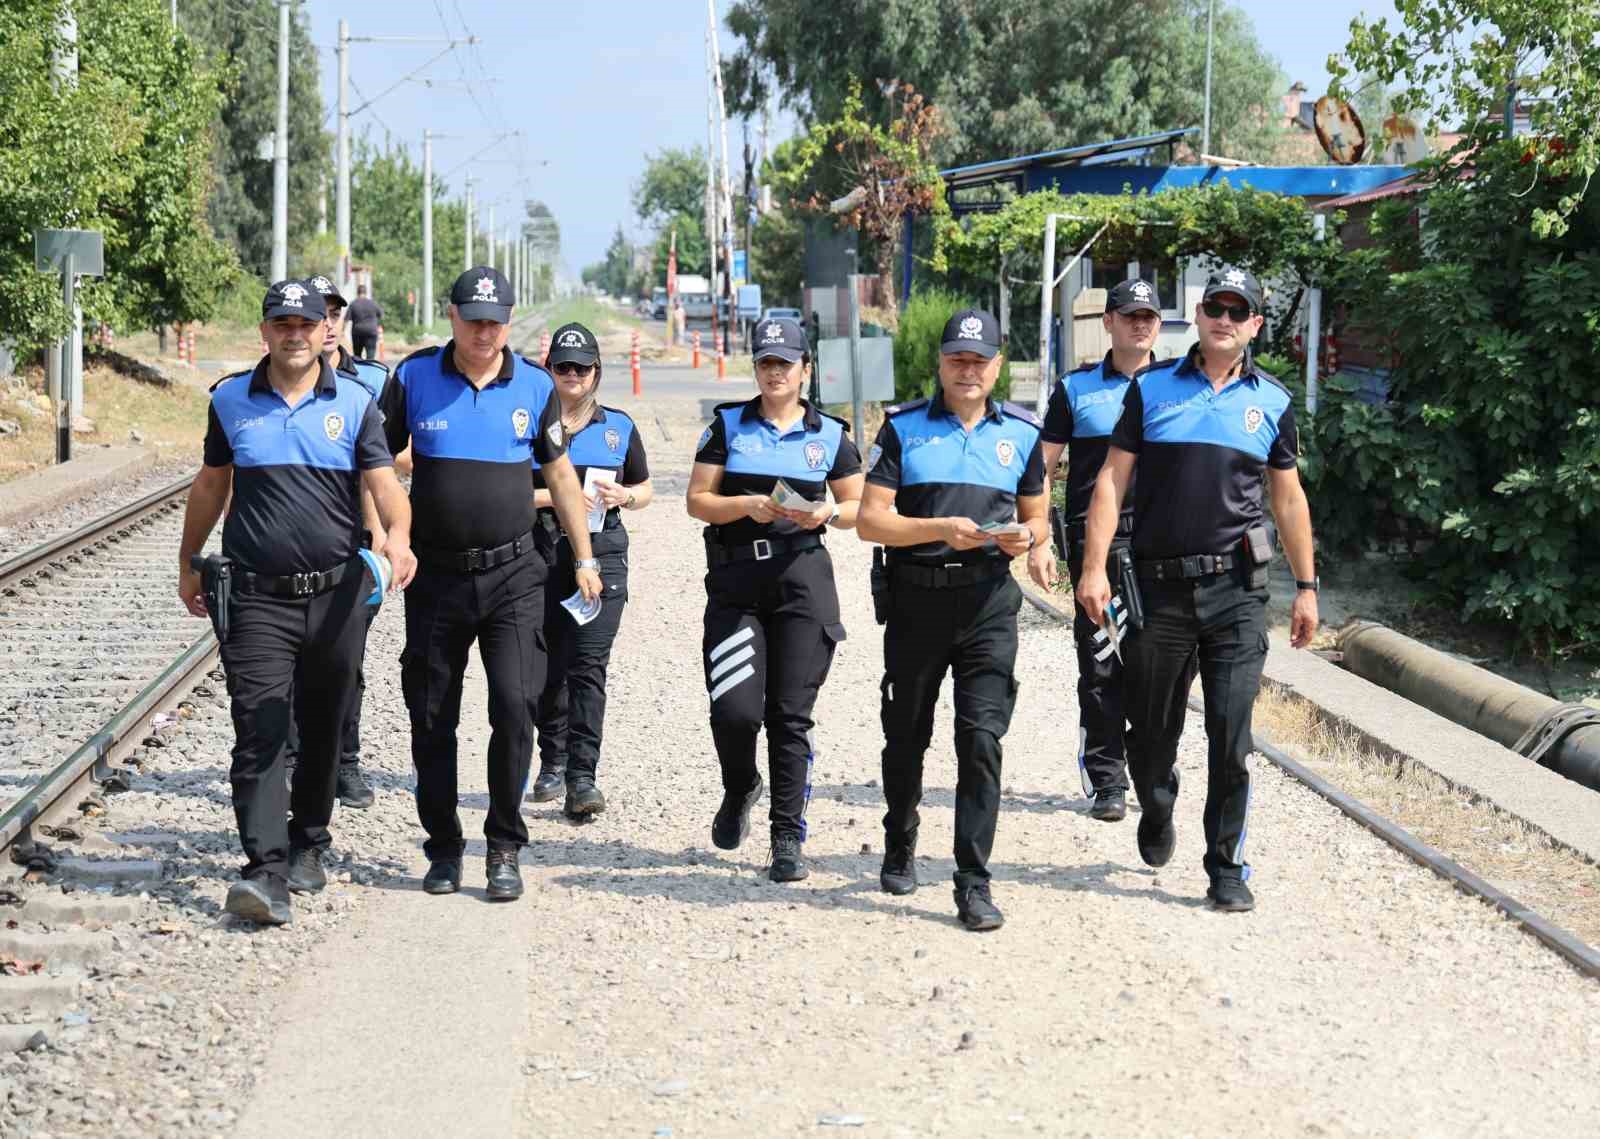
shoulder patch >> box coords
[1000,400,1042,427]
[884,397,929,417]
[208,369,250,394]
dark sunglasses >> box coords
[553,362,594,376]
[1200,299,1254,322]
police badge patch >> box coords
[803,440,826,470]
[1243,406,1264,434]
[512,408,531,438]
[866,443,883,472]
[322,412,344,442]
[697,425,713,451]
[605,428,621,453]
[995,438,1015,468]
[546,422,565,448]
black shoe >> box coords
[1207,877,1256,912]
[337,765,375,809]
[1089,786,1127,822]
[564,779,606,818]
[879,831,918,896]
[1137,811,1176,867]
[530,765,565,803]
[711,775,764,851]
[954,883,1004,931]
[767,833,808,882]
[225,876,292,926]
[285,847,327,894]
[422,857,462,895]
[485,849,524,900]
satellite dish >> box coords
[1314,96,1367,165]
[1381,114,1430,165]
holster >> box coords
[1242,523,1273,590]
[1049,504,1068,559]
[870,546,890,626]
[1112,546,1145,631]
[189,554,234,643]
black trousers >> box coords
[351,329,378,359]
[1123,568,1268,883]
[219,572,367,881]
[284,601,376,773]
[702,547,844,841]
[880,572,1022,888]
[536,541,629,781]
[1067,541,1132,796]
[401,553,547,860]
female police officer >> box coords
[528,323,653,817]
[687,316,863,882]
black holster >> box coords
[870,546,890,626]
[1049,504,1068,559]
[189,554,234,643]
[1112,546,1145,631]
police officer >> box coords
[687,316,862,882]
[1029,280,1163,823]
[528,322,653,816]
[346,284,383,360]
[380,267,601,902]
[178,280,417,926]
[1077,268,1320,913]
[858,308,1046,932]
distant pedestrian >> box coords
[347,284,382,360]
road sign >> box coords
[817,337,894,403]
[732,249,747,284]
[34,229,104,276]
[736,284,762,320]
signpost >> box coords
[35,228,104,464]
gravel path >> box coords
[1,383,1597,1138]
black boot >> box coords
[286,847,327,894]
[711,774,764,851]
[1136,811,1176,867]
[530,763,565,803]
[564,778,606,818]
[768,833,809,883]
[485,848,524,900]
[879,831,918,896]
[226,875,292,926]
[1207,877,1256,912]
[337,765,375,809]
[954,882,1004,931]
[422,857,462,895]
[1089,786,1127,822]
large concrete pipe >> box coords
[1338,621,1600,793]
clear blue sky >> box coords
[298,0,1396,277]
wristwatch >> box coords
[1295,576,1320,592]
[828,507,841,526]
[624,491,636,509]
[575,558,600,571]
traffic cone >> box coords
[692,331,700,370]
[716,337,726,381]
[376,324,386,363]
[630,331,641,396]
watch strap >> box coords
[1296,577,1319,592]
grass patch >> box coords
[1253,684,1600,948]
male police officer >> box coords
[380,266,601,901]
[346,284,383,360]
[178,280,417,926]
[858,308,1047,931]
[1029,280,1162,823]
[1078,268,1319,913]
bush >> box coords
[891,287,1011,405]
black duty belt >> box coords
[706,532,824,568]
[1137,552,1237,581]
[416,529,536,574]
[1066,514,1135,540]
[890,558,1010,589]
[236,559,357,598]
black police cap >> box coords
[1106,279,1160,315]
[450,266,515,323]
[262,279,327,322]
[751,316,808,363]
[548,322,600,367]
[1202,267,1265,313]
[308,274,347,308]
[940,308,1001,358]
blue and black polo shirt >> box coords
[380,342,566,551]
[203,357,391,576]
[693,397,861,545]
[866,390,1045,562]
[1110,345,1297,559]
[333,345,390,402]
[532,404,649,558]
[1041,351,1152,525]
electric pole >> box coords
[271,0,290,282]
[422,129,434,331]
[464,176,474,269]
[1201,0,1215,157]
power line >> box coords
[346,75,395,140]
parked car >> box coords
[761,307,802,323]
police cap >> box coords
[1201,267,1265,314]
[940,308,1000,358]
[450,266,515,323]
[262,279,326,322]
[1106,279,1160,316]
[751,316,808,363]
[308,274,348,308]
[548,322,600,367]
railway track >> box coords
[0,477,218,860]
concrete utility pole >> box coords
[1201,0,1215,158]
[422,129,434,331]
[336,19,350,292]
[464,176,474,269]
[487,204,496,271]
[708,0,736,355]
[271,0,290,282]
[49,5,85,428]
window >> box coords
[1141,258,1181,314]
[1090,258,1134,294]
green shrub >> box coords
[891,287,1011,404]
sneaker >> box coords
[285,847,327,894]
[529,764,565,803]
[1089,786,1127,822]
[1207,877,1256,912]
[711,775,764,851]
[422,857,462,895]
[767,834,809,882]
[953,883,1004,931]
[485,848,524,901]
[1136,811,1176,867]
[879,831,918,896]
[337,765,375,809]
[564,778,606,818]
[225,876,292,926]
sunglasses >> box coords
[553,362,594,376]
[1201,300,1254,322]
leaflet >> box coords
[561,589,603,626]
[979,521,1031,539]
[768,478,810,512]
[582,468,615,533]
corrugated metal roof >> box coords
[940,129,1197,187]
[1315,174,1421,209]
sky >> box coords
[298,0,1400,278]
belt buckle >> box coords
[1181,555,1201,579]
[291,572,315,597]
[752,539,773,562]
[463,547,484,572]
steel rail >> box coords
[0,475,193,590]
